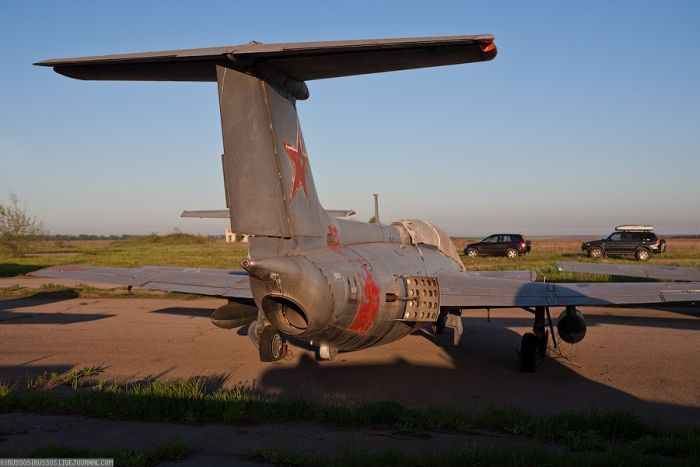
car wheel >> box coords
[505,248,519,258]
[635,248,650,261]
[466,248,479,258]
[588,247,604,259]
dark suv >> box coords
[582,228,665,261]
[464,234,531,258]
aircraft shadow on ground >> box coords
[0,364,75,384]
[257,317,700,425]
[151,307,214,318]
[0,263,47,277]
[0,291,80,310]
[0,296,114,324]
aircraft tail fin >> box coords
[217,66,326,250]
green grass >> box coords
[2,236,699,284]
[1,438,190,467]
[251,445,689,467]
[0,235,248,278]
[0,375,697,461]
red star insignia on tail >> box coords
[283,126,309,201]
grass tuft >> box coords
[1,373,698,462]
[1,438,190,467]
[250,444,676,467]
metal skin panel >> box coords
[393,219,464,270]
[556,262,700,282]
[30,265,252,299]
[245,240,460,352]
[217,66,290,238]
[264,77,325,239]
[36,35,497,90]
[438,273,700,308]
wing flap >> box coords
[438,271,700,308]
[29,265,251,299]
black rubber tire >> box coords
[520,333,538,372]
[588,247,604,259]
[635,248,651,261]
[505,248,519,259]
[465,248,479,258]
[259,326,283,362]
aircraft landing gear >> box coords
[259,325,287,362]
[432,308,449,334]
[520,306,555,372]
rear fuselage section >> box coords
[245,217,463,351]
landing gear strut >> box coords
[520,306,555,372]
[432,308,449,334]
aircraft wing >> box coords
[29,265,251,299]
[556,262,700,282]
[34,35,496,87]
[463,270,537,282]
[438,272,700,308]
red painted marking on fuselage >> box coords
[336,248,380,334]
[327,224,341,250]
[283,125,309,201]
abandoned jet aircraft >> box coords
[33,35,700,371]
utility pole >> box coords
[373,193,380,225]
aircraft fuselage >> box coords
[246,217,463,351]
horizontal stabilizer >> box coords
[181,210,229,219]
[35,35,496,96]
[557,262,700,282]
[30,265,251,299]
[325,209,356,218]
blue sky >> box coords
[1,1,698,236]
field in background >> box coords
[0,235,248,278]
[1,234,699,283]
[454,237,700,281]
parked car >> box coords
[581,225,665,261]
[464,234,531,258]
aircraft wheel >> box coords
[465,248,479,258]
[588,247,604,259]
[635,248,650,261]
[506,248,519,258]
[259,325,284,362]
[519,333,538,372]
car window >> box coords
[503,235,513,243]
[608,233,622,241]
[483,235,496,243]
[621,233,636,241]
